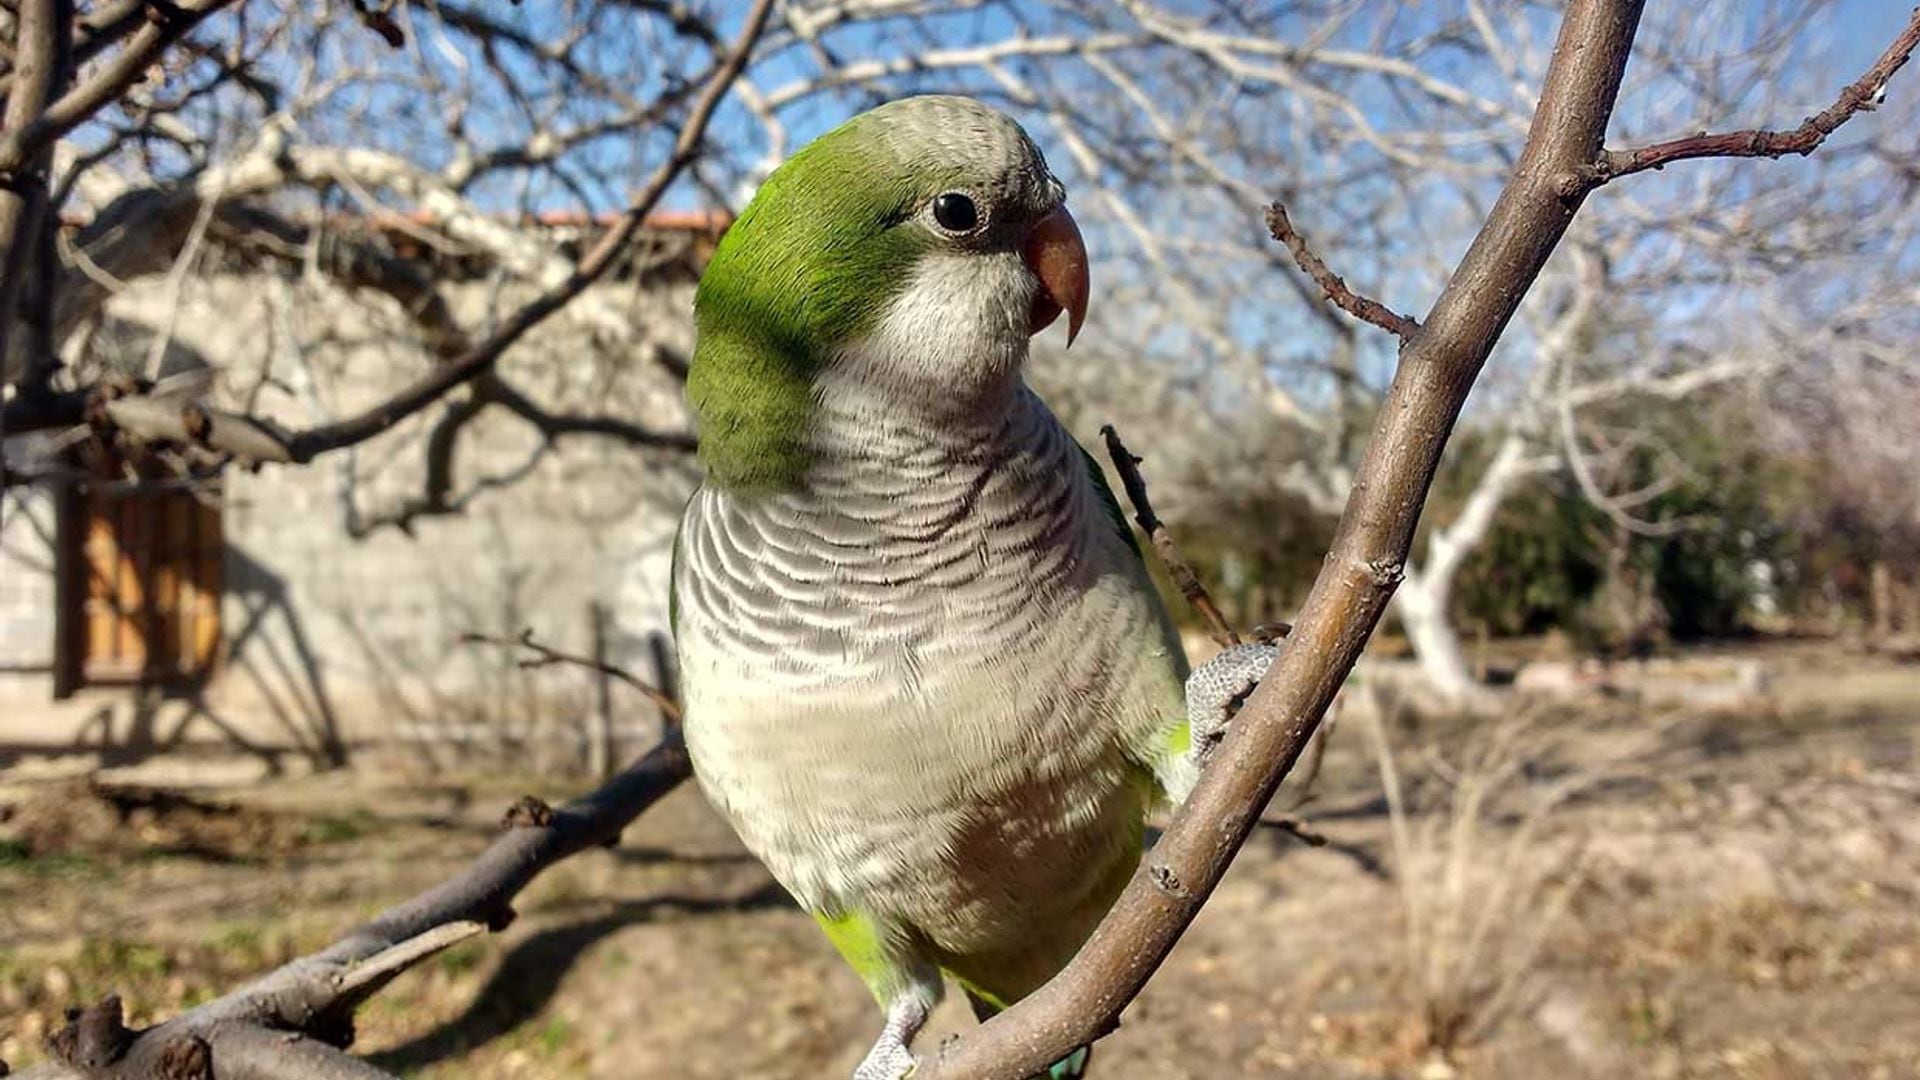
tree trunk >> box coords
[1394,572,1482,706]
[1870,559,1894,638]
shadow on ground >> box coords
[366,882,791,1073]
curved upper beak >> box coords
[1022,205,1089,347]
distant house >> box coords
[0,212,721,771]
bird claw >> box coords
[852,1039,916,1080]
[851,993,928,1080]
[1184,642,1280,768]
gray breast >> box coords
[674,387,1091,678]
[670,386,1179,939]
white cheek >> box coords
[831,250,1034,405]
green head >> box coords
[688,95,1089,492]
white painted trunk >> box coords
[1395,573,1482,706]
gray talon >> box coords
[1184,642,1280,767]
[852,995,927,1080]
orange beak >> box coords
[1023,205,1089,347]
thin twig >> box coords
[330,920,486,998]
[1586,7,1920,187]
[1255,815,1329,847]
[462,628,683,723]
[0,0,247,179]
[1265,202,1421,342]
[10,0,775,467]
[1099,424,1240,647]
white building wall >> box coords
[1,262,697,767]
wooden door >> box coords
[78,483,222,684]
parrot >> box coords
[670,95,1277,1079]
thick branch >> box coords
[16,734,693,1080]
[0,0,145,99]
[915,2,1649,1075]
[1586,7,1920,187]
[0,0,70,387]
[1265,202,1419,341]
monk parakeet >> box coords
[672,95,1275,1079]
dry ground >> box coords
[4,640,1919,1079]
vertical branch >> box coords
[0,0,72,385]
[589,602,614,779]
[917,3,1650,1075]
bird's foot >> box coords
[852,996,928,1080]
[1184,642,1280,769]
[852,1040,915,1080]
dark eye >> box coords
[932,192,979,232]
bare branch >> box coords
[0,0,247,180]
[461,627,684,723]
[16,734,693,1080]
[0,0,145,99]
[0,0,70,387]
[1099,423,1239,648]
[916,3,1650,1074]
[330,920,487,999]
[483,374,699,452]
[10,0,772,467]
[273,0,775,465]
[1265,202,1420,342]
[1586,7,1920,187]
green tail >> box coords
[1047,1045,1092,1078]
[966,992,1092,1078]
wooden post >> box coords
[1870,560,1894,640]
[588,603,614,779]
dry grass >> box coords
[1365,690,1673,1054]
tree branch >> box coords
[0,0,70,389]
[461,627,683,723]
[0,0,247,180]
[1264,201,1420,342]
[1585,7,1920,187]
[8,0,772,467]
[0,0,146,99]
[16,734,693,1080]
[915,2,1650,1074]
[270,0,774,465]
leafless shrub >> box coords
[1366,691,1670,1053]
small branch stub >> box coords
[45,995,132,1070]
[1266,202,1420,342]
[502,795,555,829]
[155,1035,212,1080]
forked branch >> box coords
[21,735,694,1079]
[1584,7,1920,187]
[462,627,684,723]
